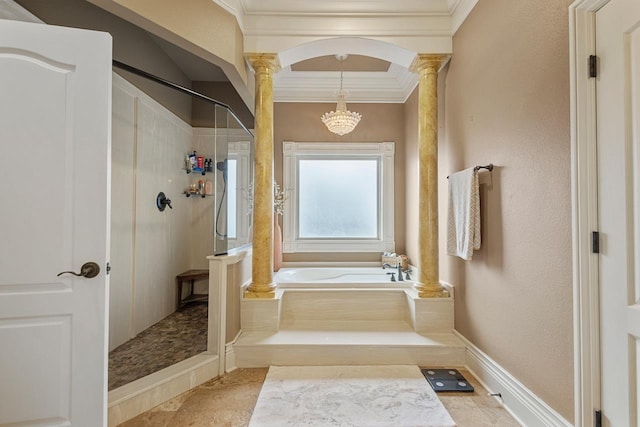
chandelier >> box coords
[321,54,362,136]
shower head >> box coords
[217,159,228,181]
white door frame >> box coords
[570,1,610,426]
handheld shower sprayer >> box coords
[216,159,228,181]
[215,158,229,238]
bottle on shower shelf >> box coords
[189,151,197,171]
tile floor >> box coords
[109,303,208,390]
[117,367,521,427]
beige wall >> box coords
[404,89,419,266]
[440,0,574,421]
[274,102,406,262]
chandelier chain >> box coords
[321,54,362,136]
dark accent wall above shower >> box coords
[192,81,255,130]
[15,0,194,122]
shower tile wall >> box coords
[110,75,136,350]
[110,74,196,350]
[134,96,193,334]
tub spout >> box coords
[383,262,404,281]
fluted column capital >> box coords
[409,54,451,74]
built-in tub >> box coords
[274,267,415,288]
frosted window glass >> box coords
[298,159,378,238]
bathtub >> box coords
[274,267,415,288]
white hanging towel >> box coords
[447,167,481,260]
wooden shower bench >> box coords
[176,269,209,310]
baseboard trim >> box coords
[225,331,242,373]
[454,331,572,427]
[107,353,219,427]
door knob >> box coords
[57,262,101,278]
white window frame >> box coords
[282,141,395,253]
[226,140,252,245]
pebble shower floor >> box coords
[108,302,208,390]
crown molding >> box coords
[238,0,450,15]
[213,0,477,40]
[449,0,479,33]
[212,0,245,30]
[209,0,477,102]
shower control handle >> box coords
[156,192,173,211]
[57,262,101,278]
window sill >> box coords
[283,239,395,253]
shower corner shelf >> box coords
[183,191,211,198]
[184,168,211,176]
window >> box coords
[282,141,395,253]
[298,159,378,238]
[226,159,237,238]
[224,141,252,245]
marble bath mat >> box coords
[249,365,456,427]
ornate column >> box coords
[245,53,280,298]
[410,54,450,298]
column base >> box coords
[414,282,450,298]
[244,283,277,299]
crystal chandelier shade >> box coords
[321,56,362,136]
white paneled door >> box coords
[596,0,640,425]
[0,20,111,426]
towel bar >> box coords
[473,164,494,172]
[447,163,494,179]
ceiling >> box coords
[291,55,390,73]
[151,0,478,104]
[235,0,457,15]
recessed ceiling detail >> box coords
[274,64,418,103]
[273,39,421,103]
[213,0,479,103]
[291,55,390,73]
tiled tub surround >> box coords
[275,266,417,287]
[234,267,464,368]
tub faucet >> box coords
[382,262,404,281]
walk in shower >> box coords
[108,62,253,390]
